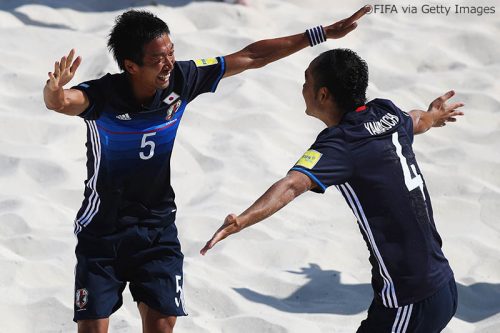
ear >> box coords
[124,59,139,75]
[317,87,330,104]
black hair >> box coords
[108,10,170,71]
[311,49,368,113]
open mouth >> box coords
[157,72,171,83]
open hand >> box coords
[428,90,465,128]
[47,49,81,91]
[200,214,243,255]
[324,5,372,39]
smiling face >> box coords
[125,33,175,94]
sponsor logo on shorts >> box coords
[166,100,182,120]
[75,288,89,310]
[194,58,218,67]
[295,150,322,169]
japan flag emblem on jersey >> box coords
[164,92,180,105]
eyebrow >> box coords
[150,44,175,57]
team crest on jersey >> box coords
[194,58,218,67]
[75,288,88,310]
[295,150,322,169]
[166,100,182,120]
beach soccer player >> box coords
[43,6,371,333]
[201,49,464,332]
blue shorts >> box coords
[357,278,458,333]
[73,223,187,322]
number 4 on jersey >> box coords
[392,132,424,194]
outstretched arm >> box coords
[410,90,464,135]
[222,5,371,78]
[200,171,314,255]
[43,49,89,116]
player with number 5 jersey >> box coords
[42,7,371,333]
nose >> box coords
[164,56,174,71]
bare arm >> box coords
[200,170,315,255]
[223,5,371,78]
[43,49,89,116]
[410,90,464,135]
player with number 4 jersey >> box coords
[201,49,464,333]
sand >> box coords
[0,0,499,332]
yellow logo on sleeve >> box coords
[194,58,218,67]
[295,150,322,169]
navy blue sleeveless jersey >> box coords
[291,99,453,308]
[72,57,225,236]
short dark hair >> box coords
[108,10,170,71]
[311,49,368,113]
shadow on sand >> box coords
[0,0,209,12]
[234,263,500,323]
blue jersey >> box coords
[291,99,453,307]
[72,57,225,236]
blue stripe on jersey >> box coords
[211,56,226,92]
[290,167,327,192]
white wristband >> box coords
[306,26,327,47]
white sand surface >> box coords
[0,0,499,332]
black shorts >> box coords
[357,278,458,333]
[73,223,187,322]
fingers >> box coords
[66,49,75,66]
[437,90,455,103]
[344,5,372,26]
[341,22,358,37]
[200,214,241,256]
[448,110,464,117]
[200,232,223,256]
[54,61,60,78]
[200,241,212,256]
[60,55,67,72]
[70,56,82,74]
[446,102,465,112]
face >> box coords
[302,64,319,117]
[128,33,175,90]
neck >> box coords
[129,76,156,106]
[319,104,344,128]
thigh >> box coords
[128,223,187,317]
[138,302,176,333]
[77,318,109,333]
[74,234,127,322]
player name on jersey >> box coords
[364,113,400,136]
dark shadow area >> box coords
[235,263,373,315]
[0,0,208,12]
[9,10,74,29]
[455,281,500,322]
[234,263,500,323]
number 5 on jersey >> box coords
[140,132,156,160]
